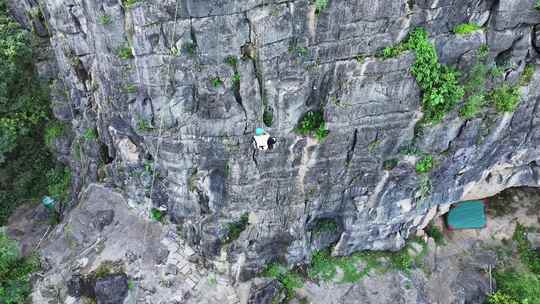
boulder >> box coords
[94,273,129,304]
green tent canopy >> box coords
[447,200,486,230]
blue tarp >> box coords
[447,200,486,230]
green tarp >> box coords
[447,200,486,230]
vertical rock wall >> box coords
[7,0,540,280]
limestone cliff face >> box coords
[8,0,540,280]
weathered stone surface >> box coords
[7,0,540,296]
[94,274,129,304]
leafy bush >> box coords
[407,28,464,122]
[121,0,141,8]
[485,291,519,304]
[453,23,481,35]
[489,84,520,112]
[415,154,433,173]
[383,159,399,170]
[459,94,485,118]
[97,14,111,25]
[210,77,222,87]
[231,72,240,87]
[225,55,237,67]
[263,108,273,127]
[150,208,164,222]
[513,223,540,275]
[378,28,465,121]
[0,232,39,304]
[46,166,71,201]
[82,128,97,140]
[311,218,337,235]
[224,213,249,243]
[312,0,328,15]
[44,121,65,146]
[520,63,535,86]
[425,224,444,245]
[1,2,60,224]
[295,110,329,141]
[535,0,540,10]
[494,270,540,304]
[116,44,133,59]
[263,263,303,298]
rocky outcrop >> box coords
[6,0,540,285]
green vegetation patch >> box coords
[210,76,222,87]
[121,0,142,8]
[82,128,97,140]
[0,0,65,225]
[453,23,481,35]
[381,28,464,122]
[489,84,520,112]
[116,44,133,59]
[224,213,249,243]
[44,121,66,146]
[407,28,464,122]
[263,108,273,127]
[0,232,39,304]
[425,224,445,245]
[519,63,535,86]
[46,166,71,201]
[487,224,540,303]
[295,110,329,141]
[535,0,540,10]
[415,154,433,173]
[262,263,303,299]
[311,218,338,235]
[150,208,165,222]
[98,14,111,25]
[312,0,328,15]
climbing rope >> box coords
[133,0,181,301]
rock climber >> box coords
[253,128,277,151]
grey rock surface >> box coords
[5,0,540,296]
[94,274,129,304]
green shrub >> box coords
[459,93,485,118]
[97,14,111,25]
[225,55,237,67]
[535,0,540,10]
[150,208,165,222]
[485,291,519,304]
[231,72,240,87]
[453,23,481,35]
[44,121,65,146]
[311,218,337,235]
[295,110,328,141]
[407,28,464,122]
[415,154,433,173]
[513,223,540,275]
[0,232,39,304]
[425,224,444,245]
[224,213,249,243]
[46,166,71,201]
[263,262,303,298]
[210,77,222,87]
[489,84,520,112]
[378,41,408,59]
[263,108,273,127]
[383,159,399,170]
[494,270,540,304]
[82,128,97,140]
[312,0,328,15]
[116,45,133,59]
[520,63,535,86]
[121,0,141,8]
[0,1,58,225]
